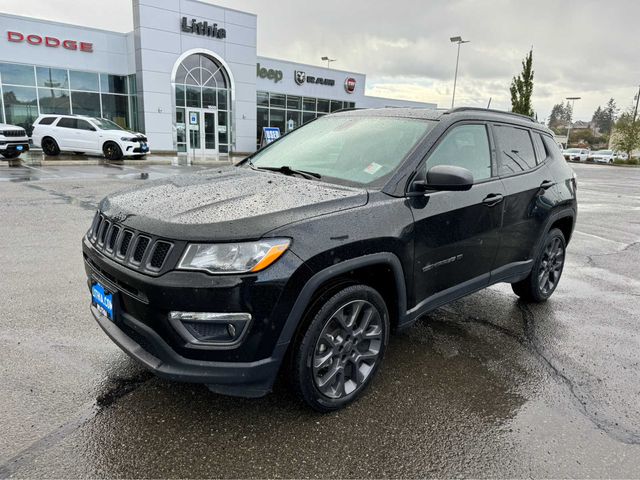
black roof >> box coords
[338,106,553,134]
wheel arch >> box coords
[275,253,408,354]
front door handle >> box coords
[540,180,555,190]
[482,193,504,207]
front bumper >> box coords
[0,142,29,153]
[83,237,312,396]
[122,140,150,156]
[90,305,283,397]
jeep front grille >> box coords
[86,212,175,274]
[2,129,25,137]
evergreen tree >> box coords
[510,49,535,117]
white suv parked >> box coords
[32,115,149,160]
[0,123,30,159]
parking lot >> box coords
[0,160,638,478]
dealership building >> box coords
[0,0,436,155]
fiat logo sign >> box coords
[344,77,356,93]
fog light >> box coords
[168,311,251,346]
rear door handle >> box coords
[540,180,555,190]
[482,193,503,207]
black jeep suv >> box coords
[84,107,577,411]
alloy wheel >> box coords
[312,300,383,399]
[538,237,564,296]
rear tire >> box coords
[103,142,123,160]
[512,228,566,302]
[292,284,389,412]
[41,137,60,156]
[1,151,21,159]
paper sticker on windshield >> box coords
[364,162,383,175]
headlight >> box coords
[120,137,137,142]
[178,238,290,274]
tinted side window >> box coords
[426,124,492,182]
[541,135,565,163]
[531,132,547,163]
[38,117,56,126]
[76,119,95,131]
[57,118,77,129]
[494,125,537,174]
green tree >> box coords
[510,49,534,117]
[611,110,640,159]
[548,101,572,133]
[592,98,618,135]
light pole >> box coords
[321,56,336,69]
[565,96,581,148]
[450,36,470,108]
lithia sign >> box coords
[181,17,227,39]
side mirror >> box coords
[425,165,474,191]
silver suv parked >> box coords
[31,115,149,160]
[0,123,29,159]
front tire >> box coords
[292,284,389,412]
[103,142,123,160]
[512,228,566,302]
[41,137,60,156]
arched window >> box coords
[174,54,229,89]
[174,53,232,153]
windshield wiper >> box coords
[252,165,321,180]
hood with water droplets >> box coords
[99,166,368,241]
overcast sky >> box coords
[5,0,639,122]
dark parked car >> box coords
[84,107,577,411]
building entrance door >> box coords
[187,108,218,155]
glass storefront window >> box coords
[317,98,330,113]
[36,67,69,89]
[69,71,99,92]
[0,63,35,86]
[202,87,217,108]
[303,97,316,111]
[2,86,38,133]
[270,93,285,108]
[302,111,316,124]
[176,108,186,152]
[218,89,227,110]
[330,100,342,112]
[38,88,71,114]
[186,86,201,108]
[71,91,101,116]
[218,110,228,144]
[286,110,301,132]
[269,108,285,134]
[257,107,268,147]
[101,94,129,128]
[100,74,128,94]
[287,95,301,110]
[175,85,185,107]
[257,91,269,107]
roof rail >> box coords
[447,107,536,122]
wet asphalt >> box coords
[0,156,638,478]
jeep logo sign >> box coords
[344,77,356,93]
[256,63,283,83]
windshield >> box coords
[565,148,580,153]
[249,115,435,186]
[595,150,613,155]
[92,117,126,131]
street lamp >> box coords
[450,36,470,108]
[565,96,581,148]
[321,56,336,69]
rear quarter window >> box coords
[493,125,537,175]
[37,117,56,126]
